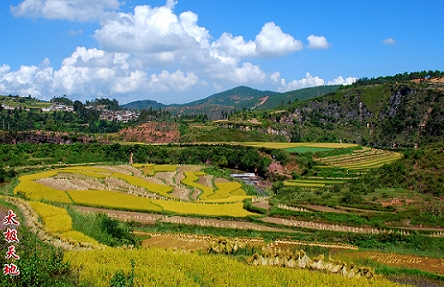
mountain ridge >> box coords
[121,85,339,119]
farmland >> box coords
[13,164,254,217]
[2,140,444,286]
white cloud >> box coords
[270,72,281,85]
[307,35,331,49]
[0,47,201,103]
[327,76,358,86]
[278,72,325,92]
[11,0,122,22]
[211,33,257,58]
[6,1,335,103]
[383,38,396,45]
[94,5,209,55]
[210,22,303,59]
[254,22,303,56]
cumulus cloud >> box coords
[327,76,358,86]
[254,22,303,56]
[307,35,331,49]
[383,38,396,45]
[278,72,325,92]
[11,0,123,22]
[0,47,201,103]
[6,0,335,103]
[94,5,208,55]
[211,22,302,58]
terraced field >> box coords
[317,147,402,169]
[14,164,254,218]
[283,147,402,189]
[240,142,359,151]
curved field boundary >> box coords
[3,196,100,250]
[68,189,163,213]
[112,172,174,198]
[181,171,214,199]
[15,175,73,203]
[29,201,100,246]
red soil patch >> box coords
[117,122,180,143]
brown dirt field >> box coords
[344,251,444,276]
[138,232,265,251]
[117,122,180,143]
[37,177,83,191]
[139,233,210,250]
[74,206,166,224]
[197,175,212,188]
[214,178,230,183]
[248,118,262,125]
[252,201,271,211]
[169,187,191,201]
[302,204,349,214]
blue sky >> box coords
[1,0,443,104]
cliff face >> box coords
[276,83,444,146]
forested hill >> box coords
[234,77,443,147]
[119,99,166,111]
[121,85,339,119]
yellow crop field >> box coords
[62,166,111,173]
[64,248,399,287]
[62,168,110,179]
[29,201,72,233]
[28,201,100,246]
[154,164,178,172]
[68,189,163,213]
[202,195,252,203]
[240,142,358,149]
[44,215,73,233]
[230,188,247,196]
[29,201,68,218]
[112,172,174,198]
[14,165,256,218]
[181,172,214,200]
[216,182,242,195]
[19,170,59,181]
[133,164,155,176]
[14,180,72,203]
[60,230,100,246]
[153,200,254,217]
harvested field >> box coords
[261,217,384,234]
[344,251,444,276]
[161,216,293,232]
[74,206,166,224]
[37,177,84,191]
[73,206,294,233]
[138,232,265,251]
